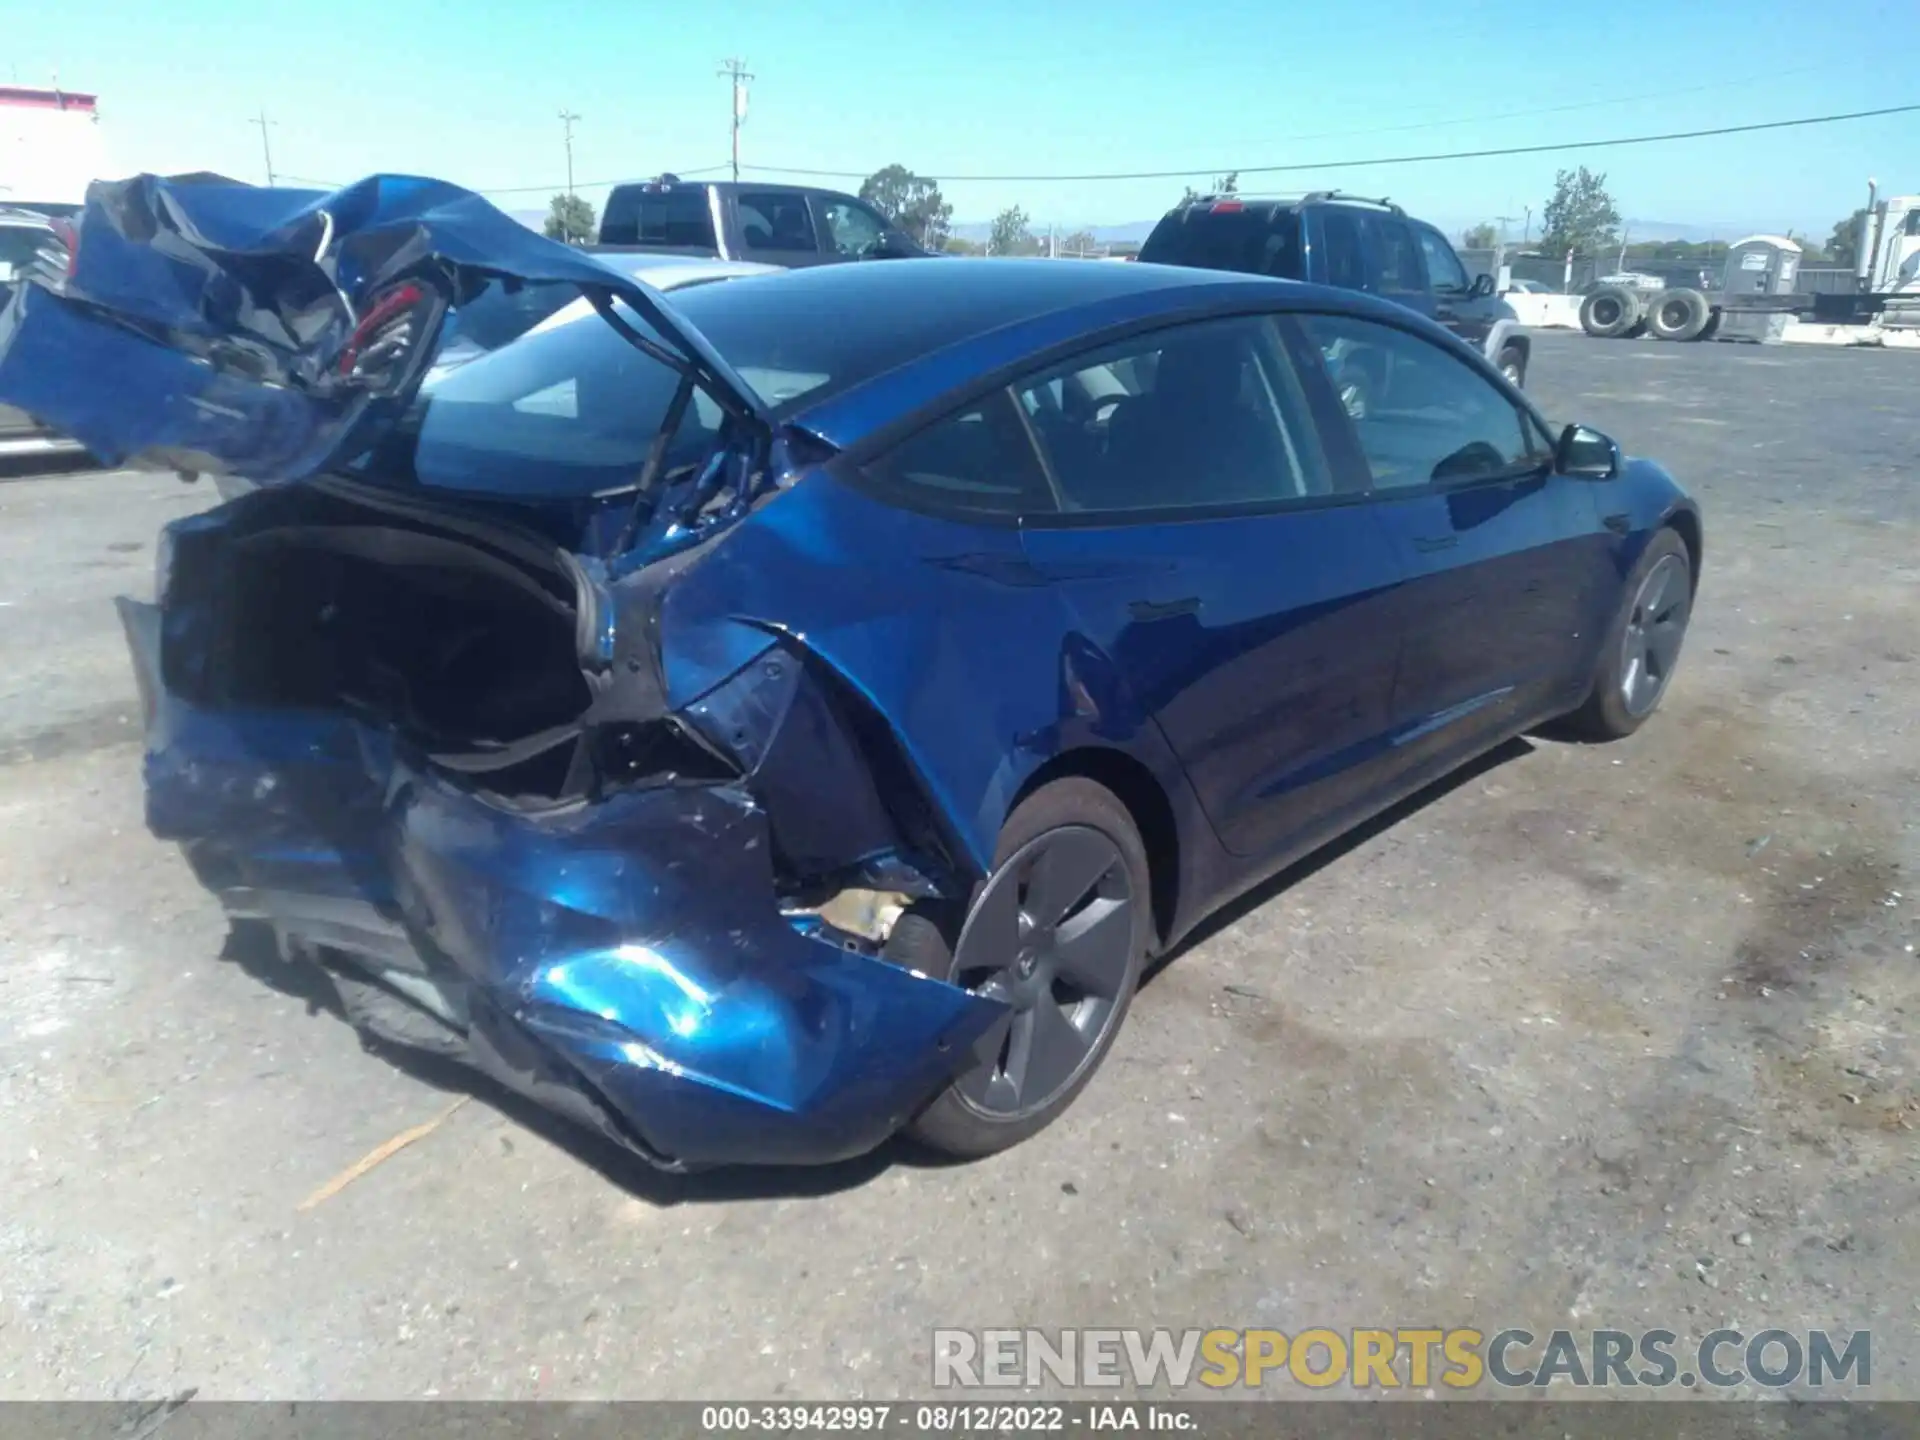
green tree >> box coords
[1539,167,1620,257]
[1061,229,1099,257]
[1180,171,1240,203]
[1825,208,1866,268]
[988,204,1034,256]
[543,192,596,245]
[943,236,984,256]
[857,164,954,249]
[1462,222,1499,250]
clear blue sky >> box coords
[11,0,1913,238]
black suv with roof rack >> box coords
[1138,190,1530,389]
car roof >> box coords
[594,253,783,289]
[660,257,1421,448]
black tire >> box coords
[1579,286,1641,339]
[1565,528,1694,739]
[1495,341,1527,389]
[896,777,1151,1158]
[1646,287,1711,342]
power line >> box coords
[727,101,1920,185]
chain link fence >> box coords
[1458,247,1856,296]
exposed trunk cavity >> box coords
[170,484,603,802]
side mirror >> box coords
[1556,423,1621,479]
[1469,271,1496,298]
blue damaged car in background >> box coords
[0,174,1703,1170]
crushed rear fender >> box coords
[119,587,1009,1169]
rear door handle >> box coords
[1128,596,1201,622]
[1412,535,1458,553]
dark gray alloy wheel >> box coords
[896,777,1149,1158]
[1565,527,1694,739]
[948,824,1135,1120]
[1620,550,1691,718]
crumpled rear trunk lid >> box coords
[0,171,765,488]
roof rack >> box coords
[1298,190,1404,216]
[1182,190,1404,217]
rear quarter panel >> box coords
[652,467,1210,883]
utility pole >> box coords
[250,109,277,186]
[718,58,753,182]
[558,110,581,203]
[1523,205,1532,244]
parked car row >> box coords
[0,172,1696,1171]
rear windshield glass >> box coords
[441,280,580,355]
[1139,208,1302,279]
[599,186,717,247]
[406,288,829,497]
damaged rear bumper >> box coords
[119,597,1007,1170]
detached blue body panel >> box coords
[0,173,756,483]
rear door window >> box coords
[1011,315,1334,514]
[737,191,820,255]
[600,187,717,248]
[1316,207,1366,292]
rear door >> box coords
[733,189,832,268]
[1013,314,1414,863]
[1287,311,1612,770]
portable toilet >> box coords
[1721,235,1801,297]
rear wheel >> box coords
[1565,528,1694,739]
[1579,286,1641,339]
[1646,288,1711,342]
[896,778,1150,1158]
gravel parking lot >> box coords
[1,332,1915,1402]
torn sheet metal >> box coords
[120,594,1007,1169]
[0,172,765,482]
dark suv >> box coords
[1139,191,1529,389]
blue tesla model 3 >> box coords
[0,175,1702,1169]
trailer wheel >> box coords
[1580,286,1641,339]
[1647,288,1711,342]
